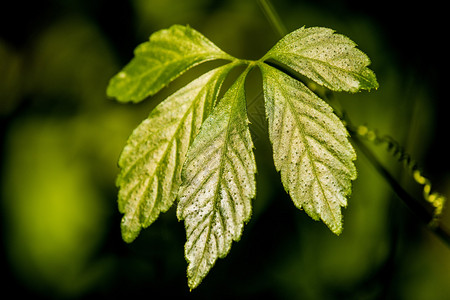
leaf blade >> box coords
[263,26,378,92]
[107,25,234,103]
[259,63,356,234]
[117,64,235,243]
[177,68,257,289]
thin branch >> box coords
[257,0,288,37]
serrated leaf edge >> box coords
[259,62,357,234]
[177,66,257,289]
[117,63,239,243]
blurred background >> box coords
[1,0,449,299]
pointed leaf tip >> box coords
[178,68,257,289]
[107,25,234,103]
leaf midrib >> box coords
[120,74,221,220]
[270,69,339,226]
[125,52,232,100]
[189,67,250,286]
[267,51,365,78]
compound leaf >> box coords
[177,68,256,289]
[263,26,378,92]
[107,25,234,103]
[117,64,236,243]
[259,63,357,234]
[109,23,380,289]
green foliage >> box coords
[259,63,357,234]
[107,24,378,289]
[263,26,378,92]
[107,25,233,102]
[177,68,257,289]
[116,63,236,243]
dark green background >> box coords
[1,0,449,299]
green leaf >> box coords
[263,26,378,92]
[110,23,380,289]
[177,67,257,289]
[107,25,234,103]
[117,64,236,243]
[259,63,357,234]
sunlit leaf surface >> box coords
[107,25,234,103]
[117,64,235,242]
[263,26,378,92]
[177,69,256,289]
[109,24,379,289]
[260,63,357,234]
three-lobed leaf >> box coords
[177,68,257,289]
[259,63,357,234]
[107,25,234,103]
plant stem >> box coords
[351,135,450,246]
[257,0,288,37]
